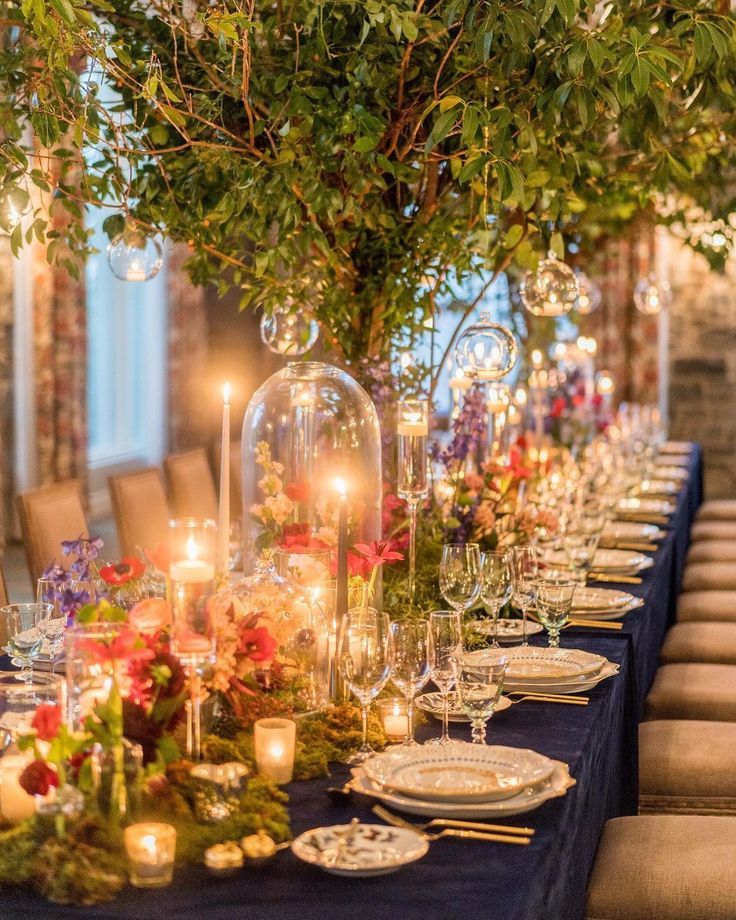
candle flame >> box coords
[531,349,543,367]
[141,834,158,857]
[186,536,199,561]
[333,477,347,497]
[270,742,285,759]
[222,382,232,405]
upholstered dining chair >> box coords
[16,479,88,587]
[164,448,218,520]
[109,467,171,558]
[0,563,9,648]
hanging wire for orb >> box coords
[107,224,163,282]
[575,270,602,315]
[260,301,320,356]
[633,275,671,315]
[520,251,579,317]
[454,312,517,381]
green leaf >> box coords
[461,106,478,147]
[631,57,650,96]
[502,224,524,249]
[402,16,418,41]
[425,108,458,153]
[353,135,378,152]
[439,95,463,113]
[50,0,75,25]
[550,231,565,259]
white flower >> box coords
[265,493,294,525]
[316,526,337,548]
[250,502,268,523]
[258,473,283,495]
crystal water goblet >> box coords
[453,655,508,744]
[339,608,394,764]
[439,543,481,620]
[562,530,600,585]
[1,604,53,682]
[390,619,431,745]
[426,610,462,746]
[479,552,512,648]
[535,578,577,647]
[36,578,67,675]
[510,546,540,646]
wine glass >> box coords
[535,578,577,647]
[479,552,512,649]
[1,604,53,682]
[509,546,540,646]
[339,608,394,764]
[426,610,462,746]
[562,528,600,585]
[390,620,431,745]
[36,578,67,675]
[439,543,481,620]
[453,655,508,744]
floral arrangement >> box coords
[548,368,611,449]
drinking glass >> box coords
[0,671,64,754]
[479,552,512,648]
[1,604,53,682]
[390,620,431,745]
[510,547,540,646]
[426,610,462,746]
[439,544,481,619]
[36,578,67,674]
[453,656,508,744]
[562,530,600,585]
[339,608,394,764]
[535,578,577,647]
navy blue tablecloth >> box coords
[1,447,703,920]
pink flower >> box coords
[19,760,59,796]
[353,541,404,568]
[75,627,155,666]
[31,704,62,742]
[239,626,277,663]
[129,598,172,634]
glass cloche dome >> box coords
[241,361,383,573]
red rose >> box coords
[19,760,59,796]
[239,625,277,663]
[99,557,146,586]
[31,704,62,742]
[571,394,585,408]
[285,481,311,503]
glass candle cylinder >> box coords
[397,399,429,500]
[377,698,410,743]
[254,718,296,784]
[65,624,124,730]
[168,518,217,665]
[0,753,35,823]
[124,822,177,888]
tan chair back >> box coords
[164,448,218,520]
[109,468,170,558]
[0,565,9,647]
[16,480,88,587]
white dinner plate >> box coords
[362,743,553,804]
[569,597,643,621]
[416,691,512,723]
[350,760,575,818]
[291,823,428,877]
[636,479,679,497]
[544,548,652,575]
[464,646,606,681]
[617,497,675,516]
[661,441,693,454]
[653,466,688,481]
[572,587,633,611]
[472,618,544,642]
[601,522,664,542]
[502,660,619,694]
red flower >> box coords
[571,394,585,408]
[99,557,146,586]
[280,522,330,553]
[75,627,155,667]
[239,625,277,663]
[550,397,567,419]
[353,541,404,568]
[508,448,533,480]
[592,393,603,408]
[285,481,311,503]
[19,760,59,796]
[31,704,62,742]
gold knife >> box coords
[567,618,624,631]
[588,573,643,585]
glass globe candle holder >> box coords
[260,300,319,356]
[397,399,429,607]
[575,270,602,315]
[633,275,672,315]
[520,251,579,317]
[454,312,517,381]
[107,224,163,282]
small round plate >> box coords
[416,691,512,723]
[473,619,544,642]
[291,823,428,877]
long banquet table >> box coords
[3,446,703,920]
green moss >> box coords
[0,819,44,887]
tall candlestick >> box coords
[334,478,348,634]
[218,383,231,576]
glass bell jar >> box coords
[241,361,383,573]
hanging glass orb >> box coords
[260,300,319,356]
[453,312,517,381]
[575,270,602,315]
[107,224,163,282]
[0,186,31,234]
[633,275,672,315]
[520,251,579,317]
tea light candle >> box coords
[397,403,429,436]
[377,699,409,743]
[254,718,296,785]
[0,753,35,824]
[170,537,216,583]
[124,823,176,888]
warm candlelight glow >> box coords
[222,381,232,405]
[334,477,347,497]
[515,386,528,407]
[186,536,199,561]
[597,371,615,396]
[254,718,296,784]
[124,823,177,888]
[531,349,543,368]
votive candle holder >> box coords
[124,822,176,888]
[254,718,296,785]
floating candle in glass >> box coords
[124,823,176,888]
[377,698,410,743]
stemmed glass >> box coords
[426,610,462,746]
[339,608,394,764]
[453,655,508,744]
[535,578,577,647]
[1,604,53,682]
[36,578,67,675]
[562,511,601,585]
[390,620,431,745]
[479,552,512,649]
[510,547,540,646]
[439,544,481,621]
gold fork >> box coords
[371,805,534,837]
[370,806,531,845]
[506,691,588,706]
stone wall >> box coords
[667,241,736,499]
